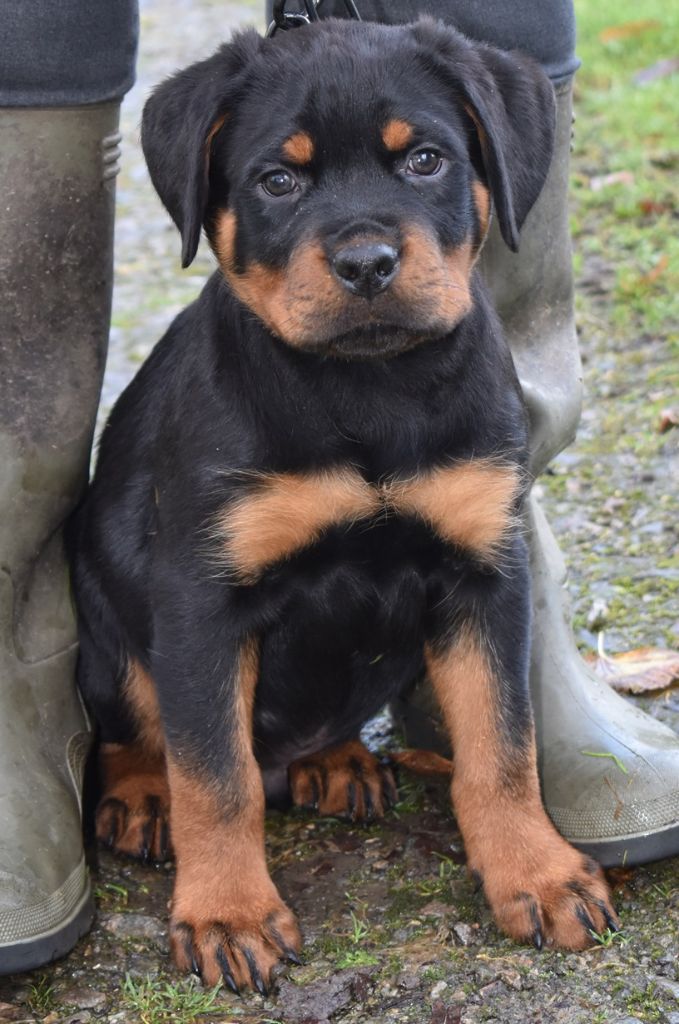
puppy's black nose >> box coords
[332,242,400,298]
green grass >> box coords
[120,974,223,1024]
[573,0,679,342]
[26,975,57,1015]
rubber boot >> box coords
[0,104,120,972]
[394,81,679,867]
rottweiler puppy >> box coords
[69,17,619,993]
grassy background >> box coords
[542,0,679,656]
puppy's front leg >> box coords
[153,589,300,992]
[426,540,619,949]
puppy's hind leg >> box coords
[95,659,171,864]
[71,559,171,863]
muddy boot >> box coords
[0,103,121,972]
[394,81,679,867]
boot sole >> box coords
[0,871,94,975]
[571,822,679,869]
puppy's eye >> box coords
[261,169,298,197]
[406,148,443,176]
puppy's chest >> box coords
[212,459,522,584]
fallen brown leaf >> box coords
[658,407,679,433]
[638,198,675,216]
[640,253,669,285]
[599,19,660,43]
[587,634,679,693]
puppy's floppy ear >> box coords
[411,19,556,253]
[141,30,263,268]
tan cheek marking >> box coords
[387,460,522,562]
[214,211,345,345]
[123,659,165,757]
[393,226,474,332]
[472,180,491,241]
[216,468,380,581]
[382,119,414,151]
[282,131,314,165]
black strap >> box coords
[267,0,360,37]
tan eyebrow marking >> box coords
[282,131,315,165]
[382,119,414,152]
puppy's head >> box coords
[142,19,554,358]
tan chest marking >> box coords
[216,467,380,582]
[388,461,522,563]
[215,459,521,582]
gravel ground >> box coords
[1,2,677,1022]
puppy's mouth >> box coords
[321,321,435,360]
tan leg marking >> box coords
[426,628,618,950]
[123,658,165,757]
[214,467,380,582]
[282,131,314,165]
[382,119,414,152]
[387,459,522,563]
[96,742,171,863]
[289,740,397,821]
[169,640,300,991]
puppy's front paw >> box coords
[170,896,301,993]
[480,842,619,950]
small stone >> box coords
[500,969,522,991]
[430,981,448,1000]
[60,989,107,1011]
[612,1018,644,1024]
[101,913,166,946]
[653,977,679,1000]
[452,922,476,946]
[396,972,419,991]
[430,1003,462,1024]
[665,1014,679,1024]
[371,860,390,871]
[60,1014,92,1024]
[479,981,505,1001]
[420,900,450,919]
[0,1006,21,1023]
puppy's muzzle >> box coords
[331,240,400,299]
